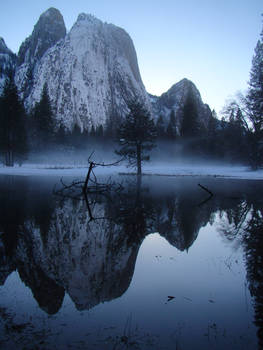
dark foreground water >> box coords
[0,174,262,350]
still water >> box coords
[0,174,262,349]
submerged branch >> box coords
[198,183,214,197]
[197,183,214,207]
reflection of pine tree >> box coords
[243,206,263,348]
[107,179,155,244]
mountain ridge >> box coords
[0,8,212,133]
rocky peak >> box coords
[0,38,16,92]
[17,7,66,66]
[150,78,212,133]
[0,37,13,55]
[70,13,142,84]
[16,9,148,130]
[160,78,202,109]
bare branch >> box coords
[198,183,214,197]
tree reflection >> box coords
[0,175,263,323]
[218,196,263,349]
[243,204,263,349]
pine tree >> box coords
[115,99,156,175]
[33,83,54,149]
[105,111,121,139]
[166,110,177,139]
[156,115,166,139]
[96,124,104,138]
[180,89,199,137]
[246,23,263,168]
[70,124,82,148]
[56,124,67,146]
[0,72,27,166]
[90,125,96,138]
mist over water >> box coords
[12,139,252,179]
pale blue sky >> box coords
[0,0,262,113]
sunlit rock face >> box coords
[0,37,16,92]
[15,8,149,131]
[149,78,212,133]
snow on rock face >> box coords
[0,37,13,55]
[20,198,140,311]
[16,10,149,131]
[0,37,16,92]
[17,7,66,66]
[15,8,66,101]
[150,78,212,132]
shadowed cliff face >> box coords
[17,8,66,67]
[0,38,16,92]
[0,176,263,321]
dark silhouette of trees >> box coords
[32,83,54,149]
[243,205,263,349]
[166,110,177,139]
[180,89,199,137]
[218,99,250,162]
[246,23,263,168]
[115,99,156,175]
[156,115,166,139]
[0,72,27,166]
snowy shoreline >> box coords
[0,163,262,180]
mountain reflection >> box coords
[0,176,263,334]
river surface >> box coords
[0,174,262,349]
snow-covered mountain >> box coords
[15,8,149,131]
[15,7,66,101]
[17,8,66,67]
[150,78,212,134]
[1,8,212,133]
[0,38,16,92]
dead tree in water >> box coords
[53,153,123,221]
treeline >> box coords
[0,71,258,167]
[0,20,262,168]
[152,84,250,164]
[0,74,115,166]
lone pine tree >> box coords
[116,99,156,175]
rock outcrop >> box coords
[15,9,148,131]
[150,78,212,134]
